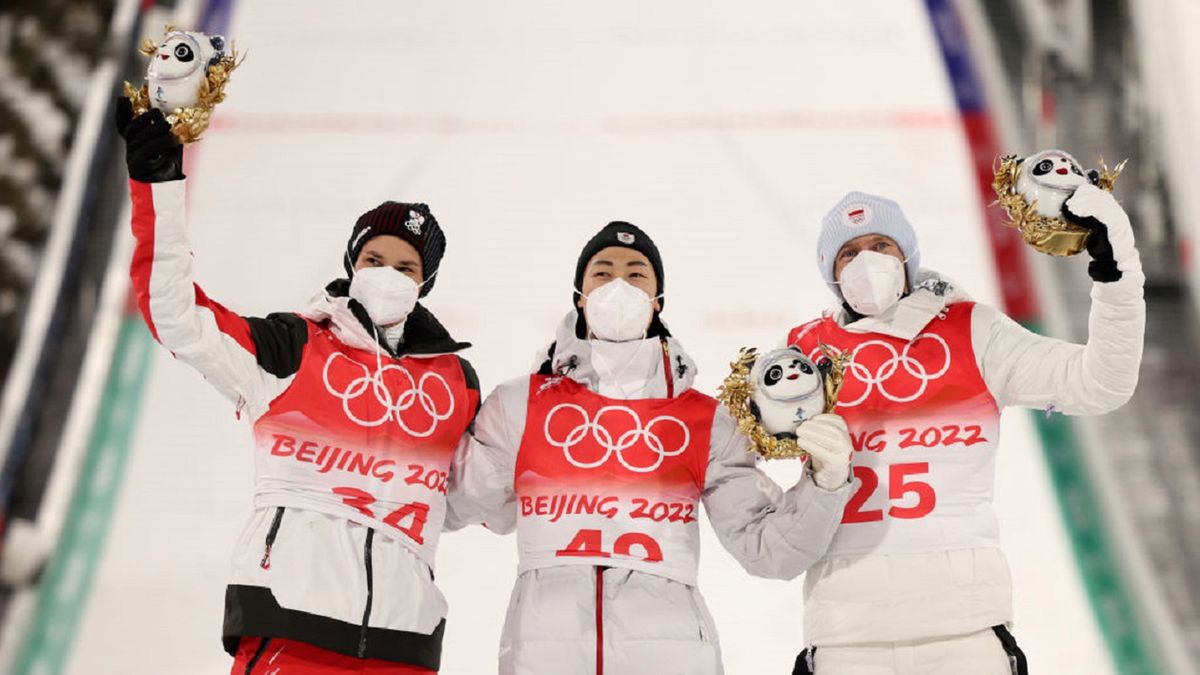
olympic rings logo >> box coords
[544,404,690,473]
[809,333,952,407]
[322,353,454,437]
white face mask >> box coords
[349,266,421,326]
[837,250,907,316]
[580,278,658,342]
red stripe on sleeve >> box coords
[127,179,257,357]
[193,285,257,355]
[129,180,162,343]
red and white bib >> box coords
[514,375,717,585]
[789,302,1001,558]
[251,321,474,567]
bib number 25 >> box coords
[842,462,936,523]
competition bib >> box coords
[514,375,717,585]
[789,302,1001,558]
[251,322,473,567]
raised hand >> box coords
[114,97,185,183]
[1062,184,1138,282]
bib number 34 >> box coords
[843,462,936,523]
[333,487,430,544]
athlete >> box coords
[116,99,479,673]
[447,222,854,675]
[786,190,1144,674]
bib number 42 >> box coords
[556,529,663,563]
[843,462,936,523]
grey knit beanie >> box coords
[816,191,920,299]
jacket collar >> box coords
[534,311,697,399]
[300,279,470,356]
[834,269,971,341]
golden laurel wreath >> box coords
[991,154,1126,257]
[717,345,850,460]
[123,26,244,144]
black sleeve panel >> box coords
[246,313,309,379]
[456,356,480,392]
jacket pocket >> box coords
[259,507,285,570]
[685,586,711,643]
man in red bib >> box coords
[117,100,479,673]
[786,190,1144,674]
[448,222,854,675]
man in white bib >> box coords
[117,99,479,673]
[448,222,854,675]
[786,190,1145,674]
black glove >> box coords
[114,97,185,183]
[1062,187,1122,283]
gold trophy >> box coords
[992,149,1126,256]
[123,26,242,144]
[717,346,848,460]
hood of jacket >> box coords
[299,279,470,356]
[834,268,972,341]
[532,311,698,399]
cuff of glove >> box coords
[1088,259,1122,283]
[806,461,852,492]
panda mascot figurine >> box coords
[993,148,1125,256]
[147,30,228,113]
[124,26,240,144]
[748,347,831,438]
[1014,149,1091,218]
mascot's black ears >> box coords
[816,357,833,378]
[208,35,226,67]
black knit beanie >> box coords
[572,221,664,308]
[344,202,446,296]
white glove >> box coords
[1062,183,1140,275]
[796,413,852,491]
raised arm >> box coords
[702,409,851,580]
[974,184,1145,415]
[120,100,305,419]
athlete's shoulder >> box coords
[787,314,834,345]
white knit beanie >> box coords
[816,191,920,300]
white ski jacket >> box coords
[447,313,851,675]
[128,179,480,670]
[787,227,1145,648]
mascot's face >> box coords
[750,348,826,436]
[149,33,206,81]
[759,354,821,401]
[1016,150,1088,217]
[147,31,226,111]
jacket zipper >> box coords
[660,340,674,398]
[595,566,606,675]
[259,507,285,569]
[685,588,709,642]
[242,636,272,675]
[358,528,376,658]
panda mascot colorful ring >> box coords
[717,346,848,460]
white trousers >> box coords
[812,628,1014,675]
[498,566,723,675]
